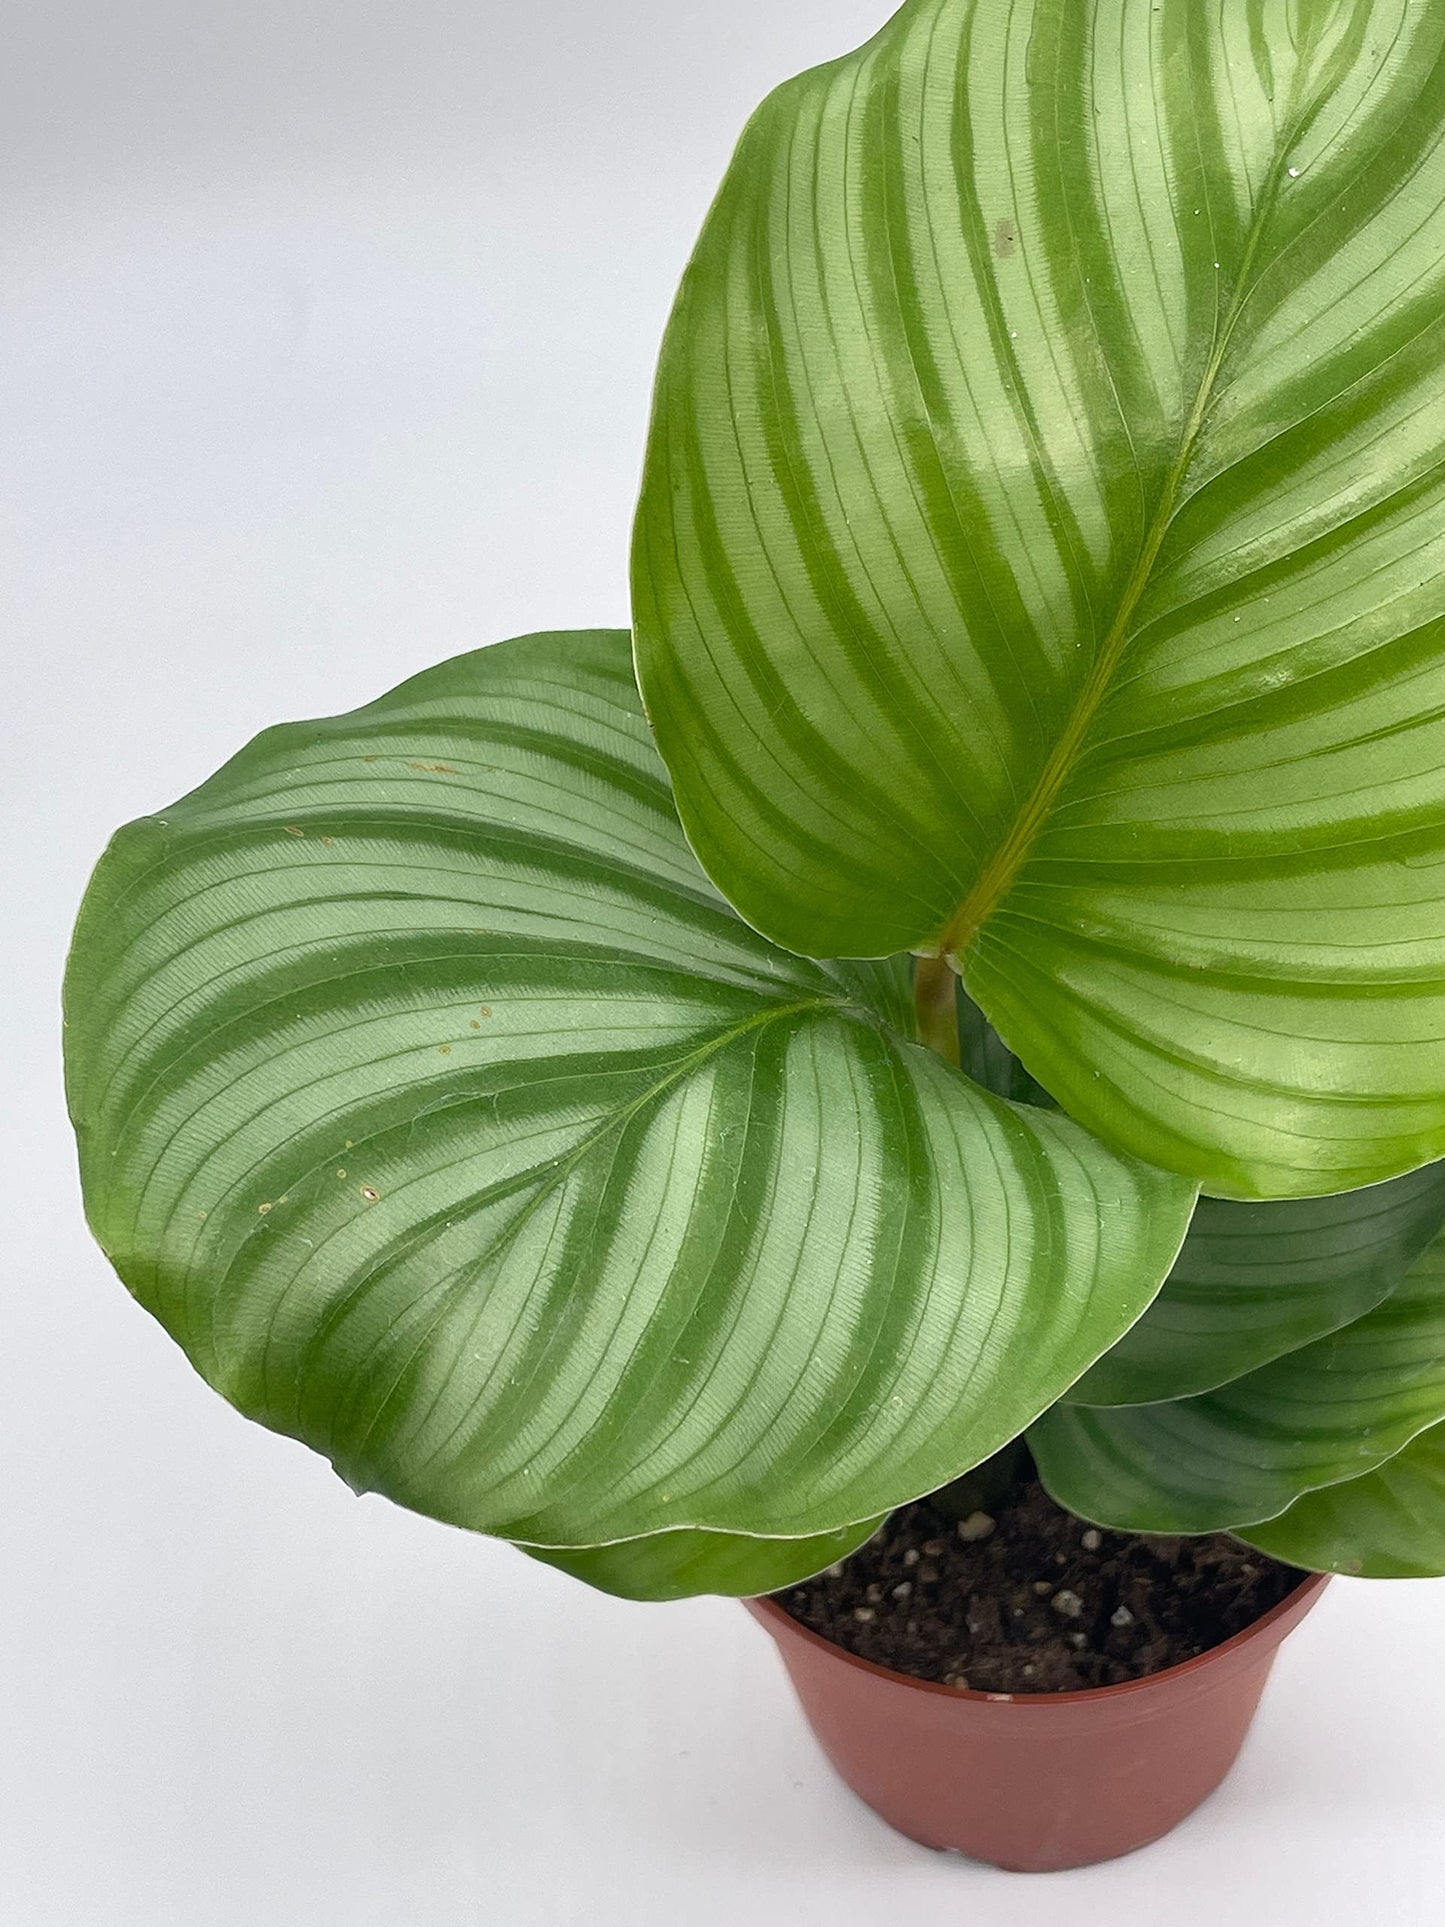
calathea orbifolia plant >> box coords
[65,0,1445,1598]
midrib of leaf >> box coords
[939,120,1307,966]
[271,990,843,1456]
[338,991,849,1295]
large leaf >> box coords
[1030,1224,1445,1535]
[64,629,1193,1600]
[633,0,1445,1198]
[1067,1163,1445,1406]
[1239,1424,1445,1578]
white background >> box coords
[4,3,1442,1920]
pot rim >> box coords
[746,1568,1330,1709]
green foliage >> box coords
[68,0,1445,1594]
[634,0,1445,1200]
[1067,1168,1445,1406]
[63,631,1191,1600]
[1239,1425,1445,1579]
[522,1516,885,1602]
[1031,1225,1445,1538]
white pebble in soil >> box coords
[1052,1589,1085,1619]
[957,1511,996,1543]
[1081,1529,1103,1552]
[1110,1605,1135,1629]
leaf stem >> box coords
[913,953,960,1065]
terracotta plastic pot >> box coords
[746,1572,1329,1872]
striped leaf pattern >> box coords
[1066,1162,1445,1405]
[633,0,1445,1198]
[63,630,1193,1600]
[1030,1223,1445,1534]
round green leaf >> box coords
[1238,1424,1445,1579]
[1030,1225,1445,1534]
[1068,1164,1445,1406]
[633,0,1445,1198]
[64,630,1193,1597]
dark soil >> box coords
[778,1479,1306,1694]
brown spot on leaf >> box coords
[409,760,459,774]
[480,1006,492,1018]
[283,825,305,838]
[359,1185,380,1203]
[993,217,1017,259]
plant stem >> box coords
[913,953,960,1065]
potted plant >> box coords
[63,0,1445,1875]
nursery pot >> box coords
[746,1572,1329,1873]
